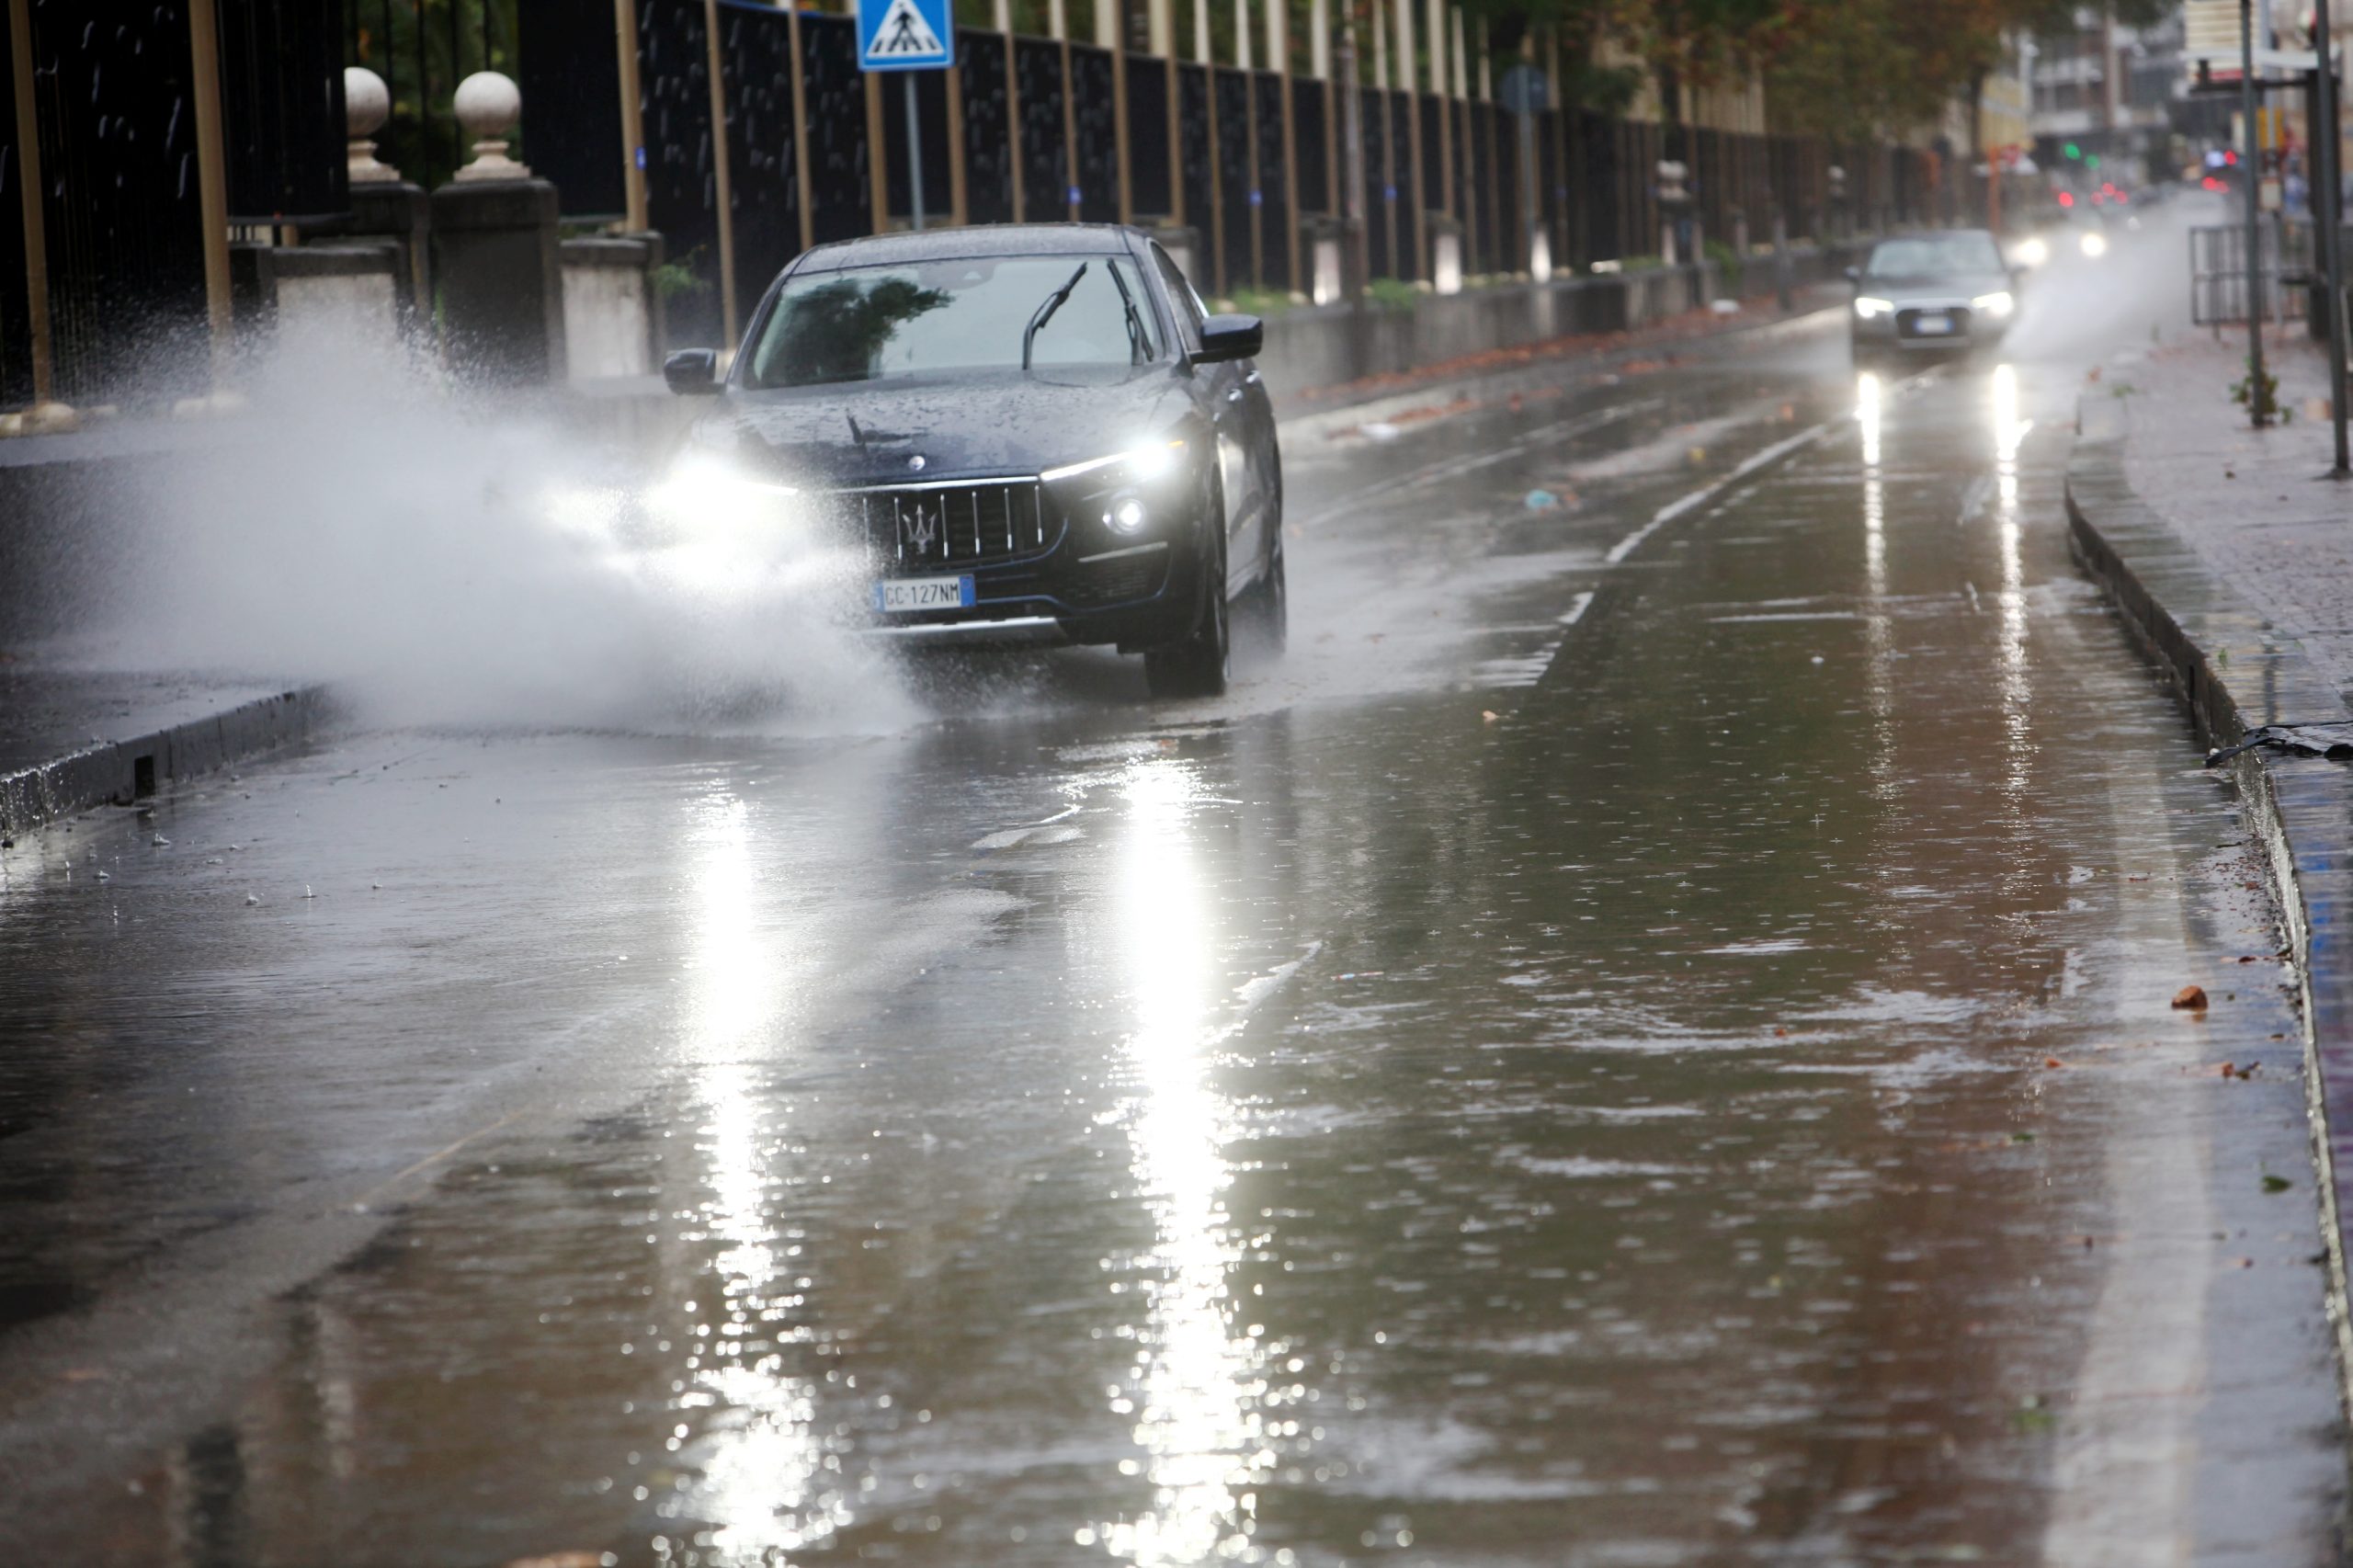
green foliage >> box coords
[1366,277,1422,310]
[650,256,710,302]
[1704,238,1742,291]
[2231,358,2286,425]
[1227,287,1295,318]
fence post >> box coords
[615,0,649,233]
[1200,2,1226,294]
[790,6,816,251]
[1000,0,1025,221]
[6,0,53,407]
[1053,0,1079,222]
[188,0,234,380]
[1238,0,1263,290]
[1274,0,1298,296]
[948,28,970,225]
[700,0,742,340]
[1154,0,1180,226]
[1107,0,1131,224]
[1396,0,1422,279]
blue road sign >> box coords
[858,0,953,71]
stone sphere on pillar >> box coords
[346,67,391,139]
[452,71,533,182]
[454,72,522,142]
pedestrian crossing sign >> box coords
[858,0,952,71]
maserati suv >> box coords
[659,223,1284,698]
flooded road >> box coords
[3,263,2345,1564]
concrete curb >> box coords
[2063,393,2353,1413]
[0,685,331,841]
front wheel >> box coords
[1145,542,1231,699]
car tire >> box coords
[1239,533,1288,658]
[1145,532,1230,699]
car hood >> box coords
[1861,273,2012,302]
[691,365,1194,488]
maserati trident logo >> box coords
[902,501,938,553]
[907,453,926,472]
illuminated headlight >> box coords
[2080,231,2108,258]
[1105,495,1150,535]
[649,450,802,534]
[1853,296,1895,320]
[1972,290,2015,318]
[2013,236,2049,267]
[1040,437,1189,487]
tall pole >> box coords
[1341,0,1366,297]
[904,74,926,231]
[615,0,649,232]
[2244,0,2269,427]
[6,0,54,406]
[2317,0,2349,473]
[703,0,739,343]
[188,0,233,381]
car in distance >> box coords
[1847,230,2019,360]
[659,223,1283,699]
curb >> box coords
[2063,393,2353,1412]
[0,685,331,841]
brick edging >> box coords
[2063,410,2353,1415]
[0,685,330,841]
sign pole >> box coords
[2316,0,2349,473]
[6,0,55,406]
[905,74,926,231]
[2243,0,2270,427]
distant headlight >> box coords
[1854,296,1895,319]
[2013,236,2050,267]
[1972,290,2016,318]
[1040,437,1190,487]
[2080,231,2109,258]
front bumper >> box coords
[1850,301,2008,351]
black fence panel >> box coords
[1212,66,1251,292]
[801,13,870,244]
[638,0,721,344]
[1015,37,1067,221]
[1389,89,1418,280]
[519,0,623,216]
[881,65,952,222]
[1491,105,1518,272]
[0,10,29,410]
[31,0,210,405]
[1577,108,1614,264]
[1254,73,1288,290]
[1365,87,1393,280]
[1070,43,1118,222]
[1176,62,1211,257]
[961,30,1014,224]
[1418,93,1440,219]
[1292,77,1327,217]
[221,0,350,223]
[1126,54,1171,219]
[721,4,800,298]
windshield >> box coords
[745,255,1165,388]
[1866,233,2006,278]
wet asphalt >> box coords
[3,222,2347,1566]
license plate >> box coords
[1910,312,1953,335]
[874,574,975,612]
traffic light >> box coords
[2064,142,2082,160]
[2086,153,2100,169]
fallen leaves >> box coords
[2172,984,2209,1010]
[2214,1061,2257,1080]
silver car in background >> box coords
[1847,231,2019,360]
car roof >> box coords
[790,223,1147,273]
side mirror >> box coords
[665,348,722,396]
[1843,266,1860,285]
[1194,313,1264,365]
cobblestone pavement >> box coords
[2122,327,2353,715]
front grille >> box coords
[1896,305,1972,340]
[847,483,1054,569]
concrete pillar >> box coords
[1193,0,1210,63]
[344,67,431,327]
[430,74,565,383]
[1050,0,1067,40]
[1148,0,1173,58]
[1309,0,1328,79]
[1234,0,1252,70]
[1096,0,1118,50]
[1266,0,1286,75]
[1423,0,1442,94]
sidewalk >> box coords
[0,663,323,841]
[2065,328,2353,1412]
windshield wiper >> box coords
[1021,263,1089,371]
[1106,261,1152,364]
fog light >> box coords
[1107,496,1149,534]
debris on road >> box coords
[2173,984,2209,1010]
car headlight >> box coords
[2013,237,2049,267]
[2080,231,2108,258]
[1040,437,1190,487]
[1972,290,2016,318]
[1105,495,1150,535]
[1854,296,1895,319]
[649,449,802,535]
